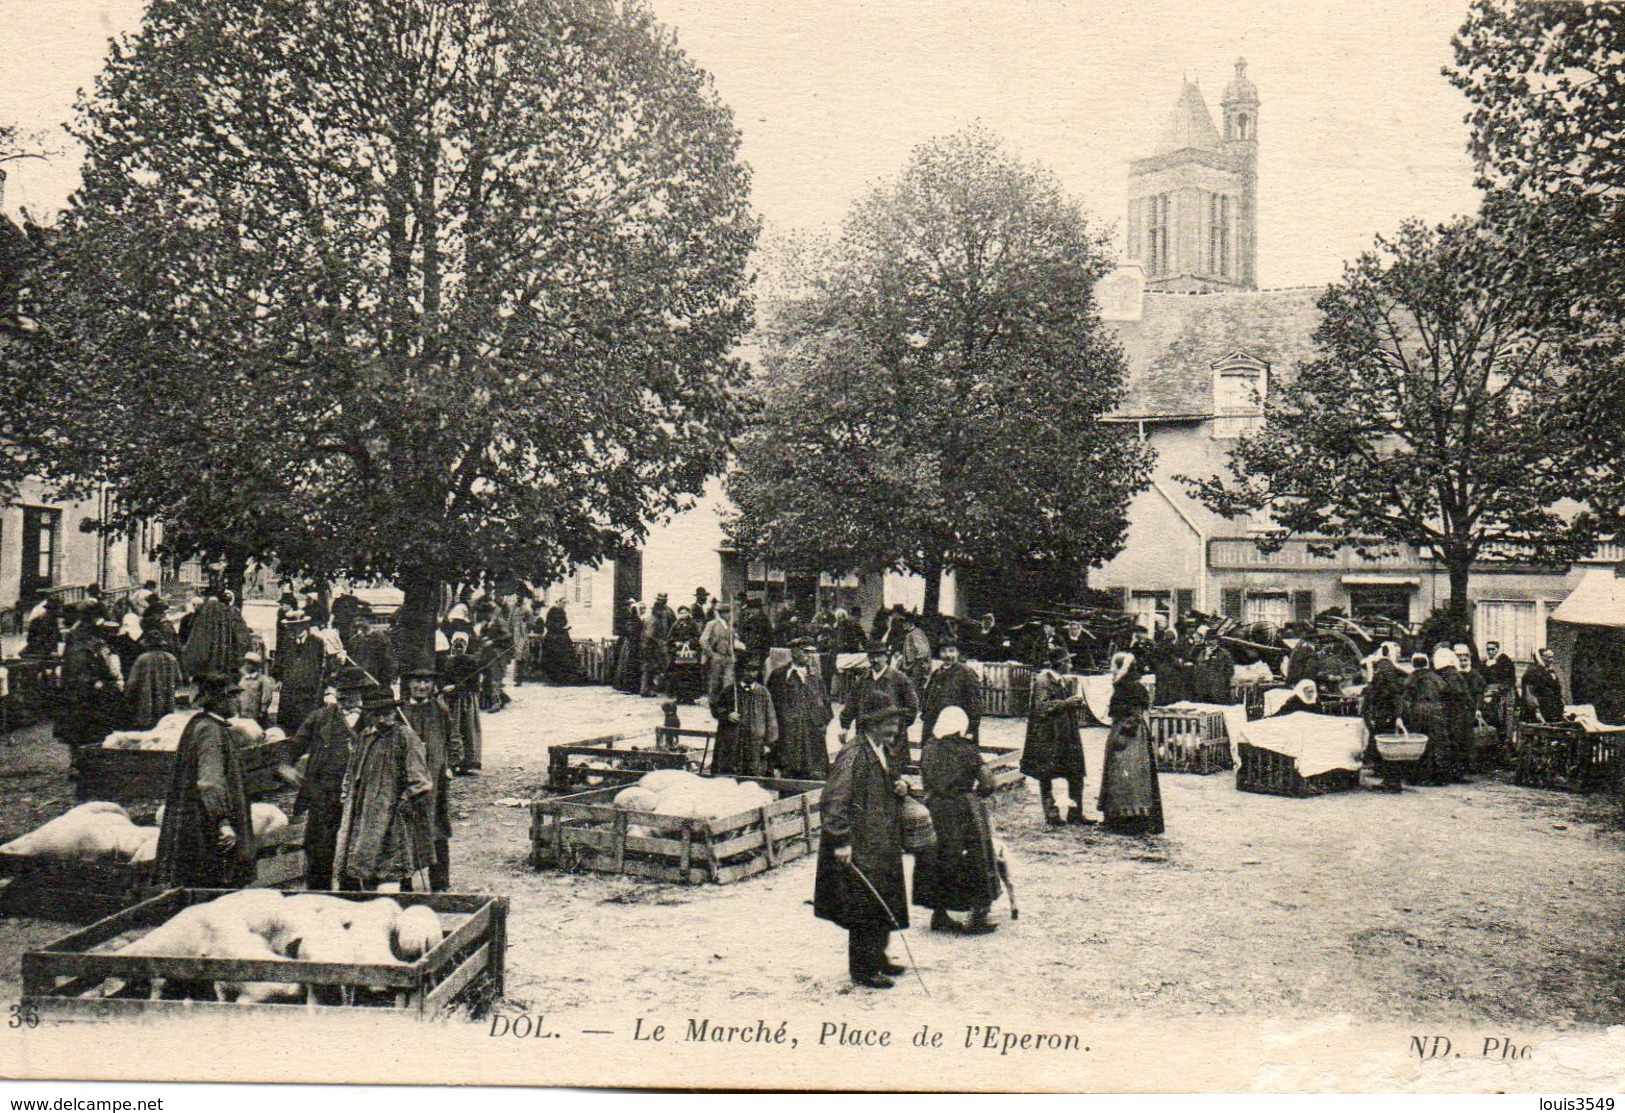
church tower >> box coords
[1126,60,1258,292]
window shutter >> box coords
[1221,588,1243,620]
[1292,590,1315,624]
[1175,589,1195,620]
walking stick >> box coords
[845,860,930,996]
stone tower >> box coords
[1126,60,1258,291]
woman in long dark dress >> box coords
[1401,650,1454,786]
[539,601,584,685]
[664,606,704,703]
[912,706,1000,935]
[1360,649,1407,791]
[1098,651,1165,835]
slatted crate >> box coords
[1514,723,1625,793]
[20,888,506,1021]
[975,661,1032,718]
[1317,695,1363,718]
[573,639,615,684]
[545,731,698,793]
[1235,743,1360,798]
[0,820,308,923]
[1147,708,1232,774]
[75,736,299,804]
[530,777,823,884]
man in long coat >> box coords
[766,638,832,779]
[919,637,981,743]
[1021,648,1092,826]
[153,672,256,889]
[277,616,329,733]
[813,728,910,989]
[700,604,737,705]
[293,668,367,889]
[401,659,458,890]
[333,683,434,891]
[838,639,920,772]
[711,656,778,777]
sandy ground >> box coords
[2,679,1623,1034]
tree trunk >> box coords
[921,548,944,618]
[1446,557,1473,639]
[394,565,442,669]
[222,551,248,608]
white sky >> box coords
[0,0,1482,287]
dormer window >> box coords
[1212,355,1268,438]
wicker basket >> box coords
[1373,732,1427,762]
[900,796,937,854]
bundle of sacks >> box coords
[114,890,446,1004]
[0,803,158,864]
[102,714,282,752]
[2,801,291,867]
[612,770,776,835]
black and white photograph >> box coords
[0,0,1621,1095]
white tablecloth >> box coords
[1236,712,1367,777]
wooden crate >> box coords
[975,662,1032,718]
[1147,709,1232,774]
[905,741,1024,794]
[20,888,506,1021]
[530,777,823,884]
[1236,742,1360,798]
[0,820,307,923]
[76,737,299,804]
[1515,724,1625,793]
[1318,695,1362,718]
[546,732,698,793]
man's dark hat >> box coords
[196,669,237,692]
[865,638,889,654]
[937,636,959,652]
[360,683,397,711]
[403,653,440,679]
[1048,647,1071,667]
[334,664,371,693]
[789,636,816,648]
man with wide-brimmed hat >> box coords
[839,638,920,773]
[766,636,832,779]
[333,680,434,892]
[276,610,330,732]
[920,635,981,744]
[153,670,256,889]
[293,664,369,889]
[401,656,458,890]
[58,605,123,765]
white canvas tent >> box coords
[1551,566,1625,628]
[1549,567,1625,721]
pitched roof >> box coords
[1108,286,1324,419]
[1156,81,1223,154]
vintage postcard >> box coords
[0,0,1622,1095]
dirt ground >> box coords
[2,680,1623,1031]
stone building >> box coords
[1092,63,1600,663]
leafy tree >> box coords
[1185,216,1599,628]
[726,127,1150,617]
[1447,2,1625,530]
[17,0,755,644]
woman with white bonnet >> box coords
[911,705,1001,935]
[1098,651,1165,835]
[1272,677,1319,717]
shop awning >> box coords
[1339,574,1421,586]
